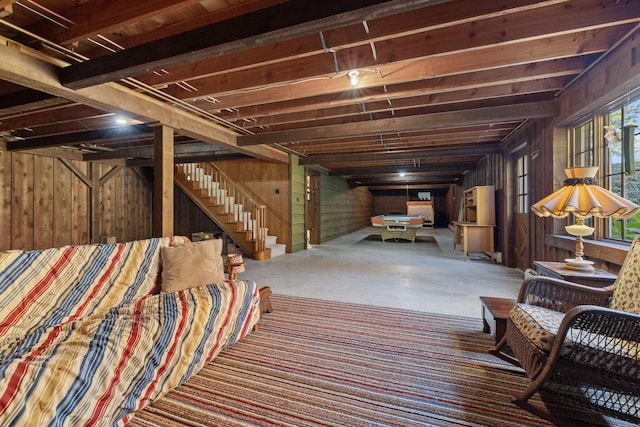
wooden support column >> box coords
[91,163,100,243]
[153,125,174,237]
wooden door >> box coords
[514,154,530,270]
[305,169,320,246]
[515,213,529,270]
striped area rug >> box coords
[129,295,630,427]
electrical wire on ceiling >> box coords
[86,37,118,53]
[378,134,388,152]
[15,0,74,29]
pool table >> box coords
[370,214,423,242]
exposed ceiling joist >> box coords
[82,141,229,161]
[299,145,502,165]
[366,183,452,191]
[0,43,287,163]
[60,0,447,89]
[330,163,478,176]
[126,152,250,167]
[239,101,556,145]
[6,123,153,150]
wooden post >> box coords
[90,163,99,243]
[153,125,174,237]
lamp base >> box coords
[564,258,595,271]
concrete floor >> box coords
[244,226,525,319]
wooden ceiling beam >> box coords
[290,132,509,149]
[330,163,477,176]
[82,141,230,161]
[287,135,508,156]
[29,0,202,45]
[255,102,535,135]
[332,1,637,73]
[366,183,452,190]
[228,83,560,129]
[10,116,147,140]
[299,145,501,165]
[212,78,562,124]
[0,88,56,111]
[324,156,484,169]
[134,0,563,88]
[7,111,126,138]
[211,65,576,125]
[239,101,555,145]
[137,0,627,93]
[356,175,462,185]
[286,124,515,147]
[0,103,103,132]
[0,43,287,163]
[126,152,250,167]
[6,124,154,150]
[207,56,586,119]
[61,0,620,97]
[60,0,447,89]
[184,46,593,114]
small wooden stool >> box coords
[259,286,273,313]
[253,286,273,331]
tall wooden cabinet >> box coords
[454,186,496,262]
[463,186,495,225]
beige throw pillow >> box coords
[160,239,225,293]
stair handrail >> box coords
[183,162,268,255]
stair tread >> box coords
[176,163,276,260]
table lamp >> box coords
[224,253,245,280]
[531,166,640,271]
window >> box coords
[605,98,640,241]
[571,121,594,167]
[568,94,640,242]
[516,154,528,213]
[569,120,595,230]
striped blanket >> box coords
[0,237,260,426]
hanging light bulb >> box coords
[348,70,359,87]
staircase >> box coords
[175,162,284,260]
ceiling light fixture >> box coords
[348,70,359,87]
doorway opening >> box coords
[305,169,320,247]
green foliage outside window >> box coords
[607,97,640,241]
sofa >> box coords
[0,236,260,426]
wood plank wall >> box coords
[0,150,151,251]
[173,185,221,239]
[211,158,291,252]
[104,165,152,243]
[319,174,374,242]
[373,194,411,215]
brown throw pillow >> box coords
[160,239,225,293]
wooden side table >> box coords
[480,296,516,343]
[533,261,617,288]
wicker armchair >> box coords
[491,236,640,421]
